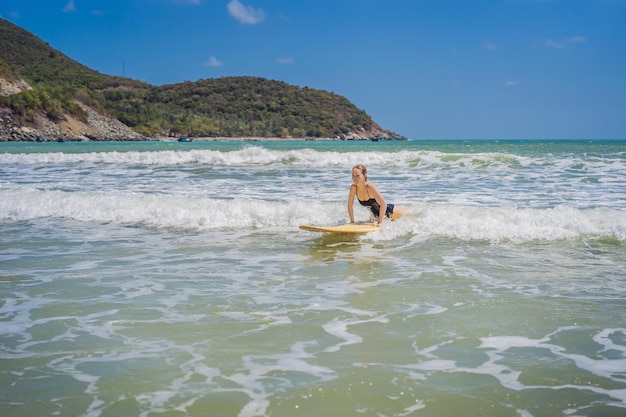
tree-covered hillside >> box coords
[103,76,376,138]
[0,18,403,139]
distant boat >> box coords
[178,136,192,142]
[36,135,45,142]
[57,138,66,143]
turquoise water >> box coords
[1,139,625,417]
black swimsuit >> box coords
[357,187,395,218]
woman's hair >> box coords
[353,164,367,180]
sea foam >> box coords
[1,188,624,243]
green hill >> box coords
[0,18,404,140]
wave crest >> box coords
[1,189,623,243]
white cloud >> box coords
[506,80,520,87]
[204,56,224,67]
[63,0,76,13]
[227,0,266,24]
[482,42,497,51]
[277,57,294,64]
[544,36,587,48]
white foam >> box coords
[410,204,626,243]
[323,314,389,353]
[0,187,334,230]
[226,340,336,417]
[1,147,528,168]
[475,330,626,405]
[595,329,626,355]
[1,146,622,188]
[2,187,624,242]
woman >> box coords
[348,164,404,226]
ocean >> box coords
[1,139,625,417]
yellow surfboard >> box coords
[299,223,379,234]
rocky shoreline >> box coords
[0,108,406,142]
[0,105,145,142]
[1,90,405,142]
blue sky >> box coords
[2,0,625,139]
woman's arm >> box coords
[347,184,357,223]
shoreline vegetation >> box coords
[0,19,406,143]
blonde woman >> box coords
[348,164,404,226]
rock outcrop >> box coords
[0,75,146,141]
[0,76,32,96]
[0,106,146,142]
[1,107,146,143]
